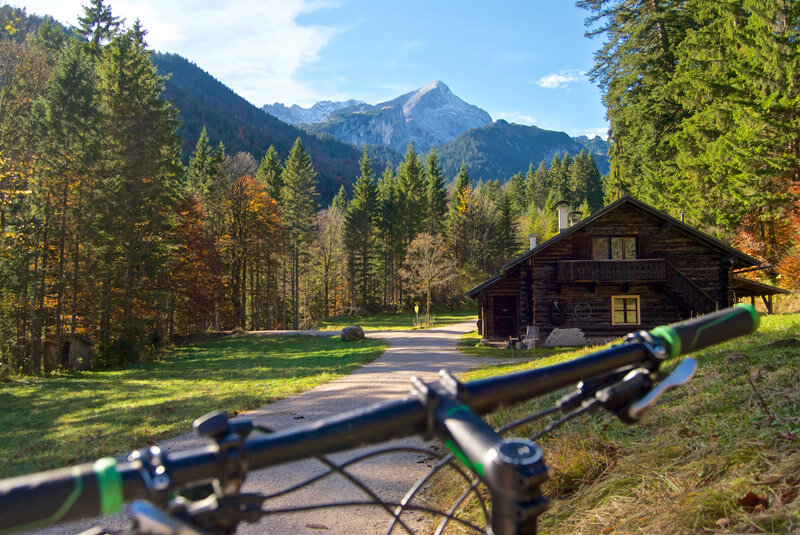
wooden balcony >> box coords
[557,259,668,282]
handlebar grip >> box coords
[0,458,123,534]
[651,304,760,358]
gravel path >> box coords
[29,321,510,535]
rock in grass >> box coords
[341,325,365,341]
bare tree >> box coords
[399,233,457,324]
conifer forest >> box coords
[1,0,799,373]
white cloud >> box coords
[575,126,609,139]
[494,111,537,125]
[535,70,584,89]
[16,0,342,107]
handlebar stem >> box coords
[412,374,551,535]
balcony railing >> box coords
[557,259,668,282]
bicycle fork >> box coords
[412,372,550,535]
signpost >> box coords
[414,304,419,326]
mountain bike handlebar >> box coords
[0,305,760,534]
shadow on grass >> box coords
[1,334,387,477]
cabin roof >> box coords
[466,196,763,298]
[731,275,790,297]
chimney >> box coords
[569,210,583,227]
[529,234,537,250]
[556,200,571,233]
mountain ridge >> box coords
[436,119,610,180]
[282,81,493,153]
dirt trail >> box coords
[30,322,508,535]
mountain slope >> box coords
[436,120,610,181]
[152,53,363,203]
[262,99,368,124]
[303,81,493,153]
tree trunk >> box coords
[293,247,300,330]
[265,260,272,330]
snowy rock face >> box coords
[401,81,493,152]
[262,99,368,125]
[265,81,493,153]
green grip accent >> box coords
[94,457,123,516]
[651,325,680,358]
[736,303,760,331]
[445,440,484,477]
[3,467,84,534]
[446,404,471,417]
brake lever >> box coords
[626,358,697,422]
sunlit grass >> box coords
[432,313,800,533]
[0,334,387,478]
[319,310,478,331]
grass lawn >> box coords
[431,313,800,533]
[0,334,387,479]
[457,329,581,360]
[319,309,477,331]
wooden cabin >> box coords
[467,196,787,346]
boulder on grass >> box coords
[341,325,365,342]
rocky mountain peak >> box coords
[298,81,492,153]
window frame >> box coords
[611,295,641,326]
[592,236,637,260]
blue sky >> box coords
[14,0,609,138]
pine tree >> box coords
[668,0,799,241]
[256,145,283,202]
[526,161,548,209]
[331,184,348,212]
[187,126,212,197]
[496,190,521,260]
[445,162,472,266]
[37,38,100,367]
[578,0,694,204]
[453,162,470,198]
[423,148,447,235]
[344,148,379,311]
[376,165,402,307]
[569,150,605,211]
[76,0,121,58]
[547,153,567,200]
[505,171,527,215]
[280,138,318,329]
[396,143,427,249]
[96,21,183,355]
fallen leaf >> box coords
[781,488,798,505]
[779,431,797,441]
[738,491,769,512]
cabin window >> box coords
[592,236,636,260]
[612,295,640,325]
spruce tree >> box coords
[256,145,283,202]
[526,161,548,209]
[96,21,183,355]
[37,38,100,366]
[344,148,379,311]
[505,171,527,215]
[578,0,693,205]
[424,148,447,235]
[376,165,402,306]
[187,126,212,197]
[496,190,521,260]
[396,143,427,249]
[76,0,121,58]
[280,138,318,329]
